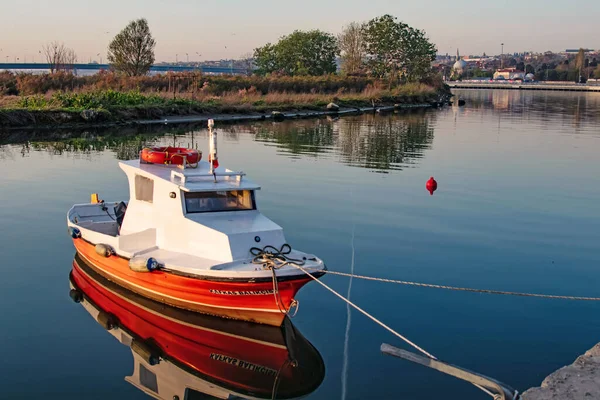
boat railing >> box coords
[171,170,245,184]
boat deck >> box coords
[134,246,313,275]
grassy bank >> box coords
[0,72,450,128]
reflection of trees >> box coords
[30,134,160,160]
[339,113,435,171]
[254,120,335,156]
[4,112,436,171]
[252,111,434,171]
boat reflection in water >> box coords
[69,254,325,400]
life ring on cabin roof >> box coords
[141,147,201,166]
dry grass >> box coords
[0,96,19,108]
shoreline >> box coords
[137,103,435,125]
[0,102,441,132]
[523,343,600,399]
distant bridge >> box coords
[448,82,600,92]
[0,63,248,75]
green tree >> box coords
[402,26,438,81]
[472,68,493,78]
[253,30,338,76]
[547,69,559,80]
[107,18,156,76]
[361,15,436,82]
[338,22,365,75]
[516,61,525,71]
[525,64,534,74]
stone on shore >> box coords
[523,343,600,400]
[271,111,285,121]
[326,102,340,112]
[81,109,99,121]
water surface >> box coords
[1,89,599,399]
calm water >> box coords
[1,89,599,399]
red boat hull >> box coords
[73,238,319,326]
[70,255,325,398]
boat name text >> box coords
[209,289,275,296]
[209,353,278,376]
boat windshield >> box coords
[184,190,256,213]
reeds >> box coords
[2,71,444,113]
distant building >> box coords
[494,68,525,80]
[452,49,467,78]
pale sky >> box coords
[0,0,597,63]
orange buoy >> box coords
[426,177,438,195]
[141,147,201,166]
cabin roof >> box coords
[119,160,261,192]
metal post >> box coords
[208,119,217,176]
[381,344,520,400]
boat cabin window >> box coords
[135,175,154,203]
[184,190,255,213]
[139,364,158,393]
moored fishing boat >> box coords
[66,120,326,326]
[69,254,325,399]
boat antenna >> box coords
[208,119,219,176]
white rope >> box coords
[303,269,600,302]
[294,264,437,359]
[270,268,299,317]
[294,264,502,399]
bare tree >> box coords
[43,41,65,73]
[43,41,78,73]
[338,22,365,75]
[63,48,77,71]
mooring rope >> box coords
[251,244,305,316]
[292,264,506,399]
[301,269,600,302]
[250,244,513,398]
[293,264,437,358]
[250,244,306,270]
[271,358,298,400]
[269,267,299,317]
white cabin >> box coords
[119,160,285,263]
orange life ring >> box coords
[141,147,201,166]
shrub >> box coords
[0,72,18,95]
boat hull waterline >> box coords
[73,238,322,326]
